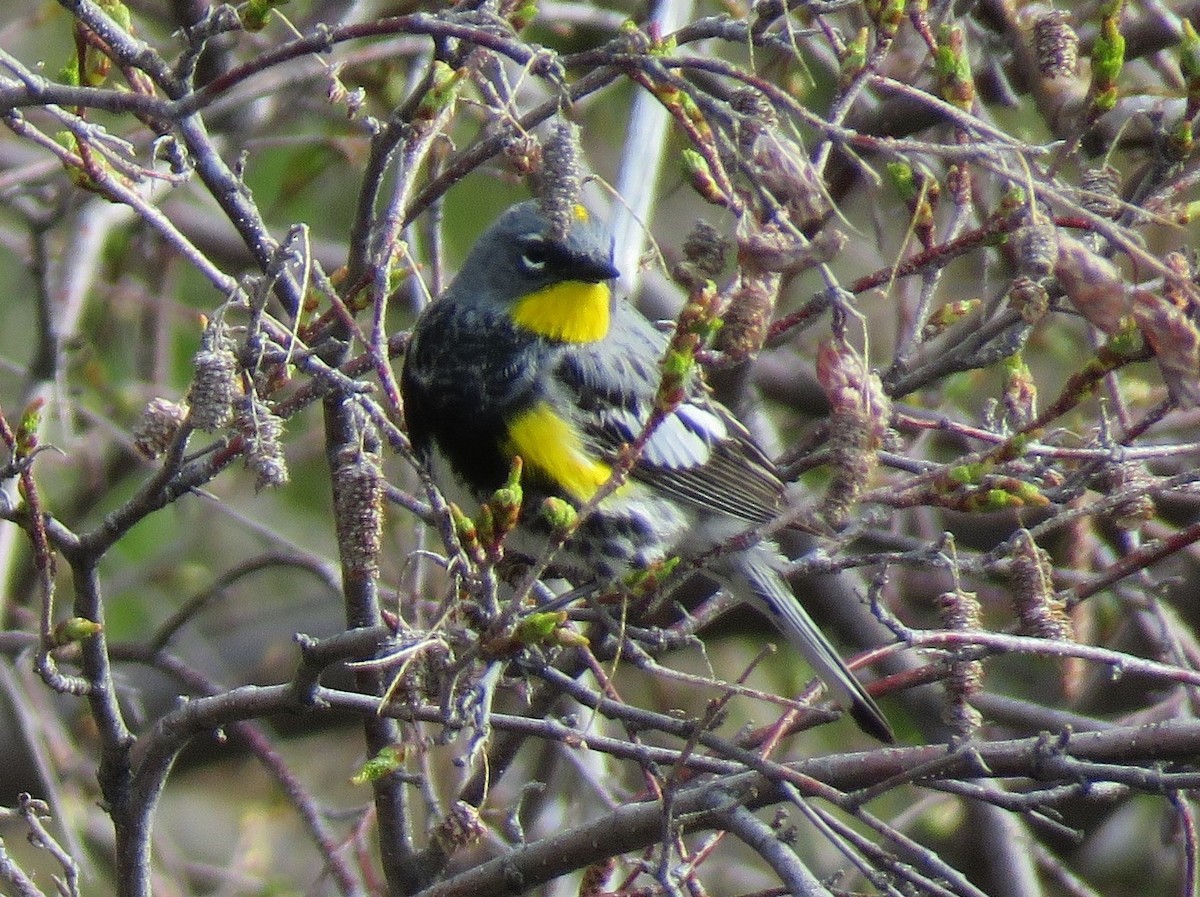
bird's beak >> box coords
[581,256,621,284]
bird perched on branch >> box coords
[401,200,893,743]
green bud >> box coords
[1010,480,1049,507]
[623,556,680,595]
[984,488,1020,509]
[450,503,479,549]
[887,161,917,201]
[1001,353,1024,373]
[513,611,568,646]
[540,496,577,531]
[351,745,405,784]
[59,57,81,87]
[997,188,1027,217]
[52,617,103,645]
[241,0,290,31]
[16,398,44,456]
[1181,21,1200,84]
[963,488,1018,512]
[662,347,695,380]
[1105,323,1144,358]
[842,28,869,78]
[681,149,726,205]
[1168,120,1194,161]
[869,0,905,33]
[948,464,978,485]
[485,457,524,540]
[476,504,496,550]
[923,299,980,338]
[649,32,677,56]
[416,61,465,120]
[1091,13,1125,88]
[97,0,133,31]
[935,26,975,109]
[509,0,538,30]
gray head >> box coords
[451,201,620,306]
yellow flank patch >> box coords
[511,280,611,342]
[505,403,612,502]
[573,204,590,222]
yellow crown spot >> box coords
[512,280,611,342]
[505,403,613,502]
[573,204,590,223]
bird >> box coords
[400,200,894,743]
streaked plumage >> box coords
[402,201,893,742]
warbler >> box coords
[401,201,893,743]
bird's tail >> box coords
[724,546,894,743]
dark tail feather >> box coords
[731,548,895,743]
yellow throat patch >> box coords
[511,281,611,343]
[504,402,614,502]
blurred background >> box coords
[2,0,1200,895]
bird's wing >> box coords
[554,303,785,523]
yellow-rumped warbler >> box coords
[401,201,893,743]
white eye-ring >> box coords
[520,235,548,272]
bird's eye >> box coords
[520,236,548,272]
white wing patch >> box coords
[676,404,728,442]
[642,403,728,469]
